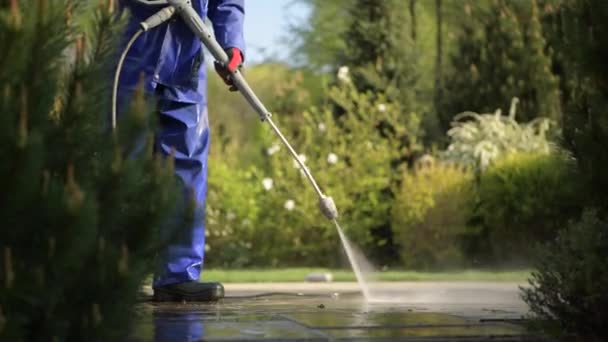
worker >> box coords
[117,0,245,301]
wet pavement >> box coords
[133,282,539,341]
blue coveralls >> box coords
[118,0,245,288]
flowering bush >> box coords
[254,79,415,266]
[204,67,420,267]
[442,98,553,171]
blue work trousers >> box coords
[118,83,210,288]
[152,85,209,288]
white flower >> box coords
[226,211,236,221]
[318,123,327,132]
[266,143,280,156]
[284,199,295,211]
[262,177,274,191]
[327,153,338,164]
[337,66,351,83]
[293,154,307,168]
[377,103,387,112]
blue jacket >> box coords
[120,0,245,100]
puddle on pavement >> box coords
[286,312,467,328]
[142,320,327,341]
[132,293,531,341]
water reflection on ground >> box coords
[133,284,537,341]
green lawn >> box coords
[200,268,531,283]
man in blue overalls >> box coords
[118,0,245,301]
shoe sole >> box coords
[154,285,224,302]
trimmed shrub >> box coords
[392,161,474,269]
[522,209,608,340]
[466,152,585,264]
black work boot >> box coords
[153,281,224,302]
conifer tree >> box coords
[343,0,423,157]
[437,2,484,133]
[441,0,560,132]
[524,0,560,121]
[332,0,423,264]
[522,2,608,337]
[341,0,419,110]
[558,0,608,207]
[0,1,180,340]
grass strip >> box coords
[200,268,531,283]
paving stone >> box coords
[323,323,527,340]
[197,321,328,341]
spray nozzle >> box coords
[319,195,338,220]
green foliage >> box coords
[341,0,419,106]
[288,0,349,69]
[556,0,608,208]
[440,0,560,132]
[392,162,474,269]
[522,2,608,336]
[204,76,418,267]
[0,2,179,341]
[442,100,553,171]
[467,152,584,263]
[522,209,608,340]
[203,268,531,283]
[205,64,334,268]
[291,0,426,139]
[261,83,414,266]
[207,63,324,167]
[209,0,605,276]
[205,159,262,268]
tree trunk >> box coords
[434,0,443,108]
[409,0,417,41]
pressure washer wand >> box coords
[168,0,338,220]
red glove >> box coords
[214,48,243,92]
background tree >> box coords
[521,1,608,339]
[440,0,560,132]
[338,0,426,263]
[287,0,349,70]
[434,0,443,104]
[558,0,608,208]
[341,0,419,108]
[409,0,417,41]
